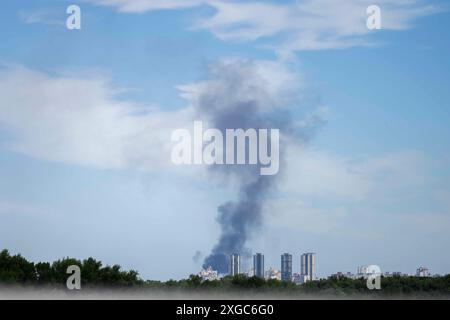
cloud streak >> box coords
[88,0,443,52]
[87,0,208,12]
[19,9,65,26]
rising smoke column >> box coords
[180,59,319,274]
[203,175,273,273]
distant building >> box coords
[253,253,265,278]
[265,267,281,280]
[356,265,382,279]
[292,273,302,284]
[246,268,255,277]
[331,272,344,279]
[357,265,368,276]
[357,265,371,277]
[230,254,241,276]
[281,253,293,282]
[416,267,430,277]
[199,266,219,281]
[301,253,317,282]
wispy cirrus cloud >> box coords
[86,0,208,12]
[19,9,65,26]
[87,0,444,52]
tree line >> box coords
[1,249,450,295]
[147,274,450,296]
[0,249,142,287]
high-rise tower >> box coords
[253,253,265,278]
[301,253,316,282]
[230,254,241,276]
[281,253,292,282]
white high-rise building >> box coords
[230,254,241,276]
[301,253,317,282]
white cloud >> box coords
[265,146,450,235]
[198,0,442,54]
[0,59,299,173]
[88,0,443,52]
[0,66,192,171]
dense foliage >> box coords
[1,249,450,296]
[144,274,450,296]
[0,249,142,287]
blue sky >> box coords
[0,0,450,280]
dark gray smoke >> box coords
[203,174,273,273]
[183,60,322,274]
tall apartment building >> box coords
[281,253,293,282]
[253,253,265,278]
[301,253,317,282]
[230,254,241,276]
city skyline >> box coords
[198,251,437,282]
[199,252,440,284]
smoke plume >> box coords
[180,59,321,274]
